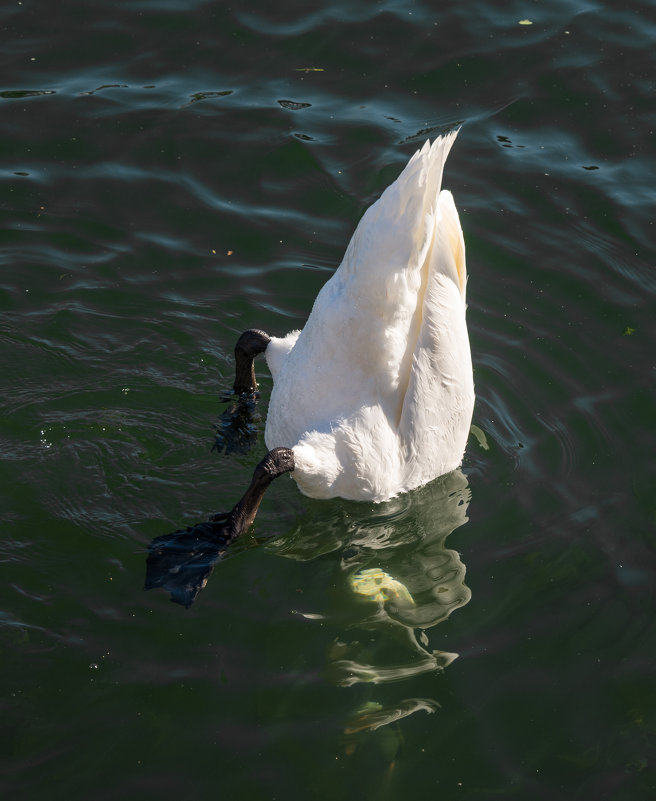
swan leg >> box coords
[145,448,294,607]
[233,328,271,395]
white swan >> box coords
[235,130,474,503]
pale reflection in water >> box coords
[269,469,472,733]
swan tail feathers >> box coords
[340,129,460,289]
[435,189,467,302]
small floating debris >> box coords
[189,90,233,104]
[278,99,312,110]
[295,67,324,72]
[1,89,55,99]
[291,611,326,620]
[79,84,128,96]
[519,19,533,25]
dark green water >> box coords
[1,1,654,799]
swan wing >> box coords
[399,189,474,488]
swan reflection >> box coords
[269,468,472,694]
[344,698,440,735]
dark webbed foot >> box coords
[233,329,271,396]
[145,448,295,607]
[145,520,229,608]
[213,395,260,456]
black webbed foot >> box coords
[144,519,232,608]
[213,394,261,456]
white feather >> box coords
[264,131,474,501]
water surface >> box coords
[1,1,655,799]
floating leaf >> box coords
[470,424,490,450]
[622,326,636,336]
[519,19,533,25]
[295,67,324,72]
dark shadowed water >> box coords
[1,1,655,799]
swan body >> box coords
[263,131,474,502]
